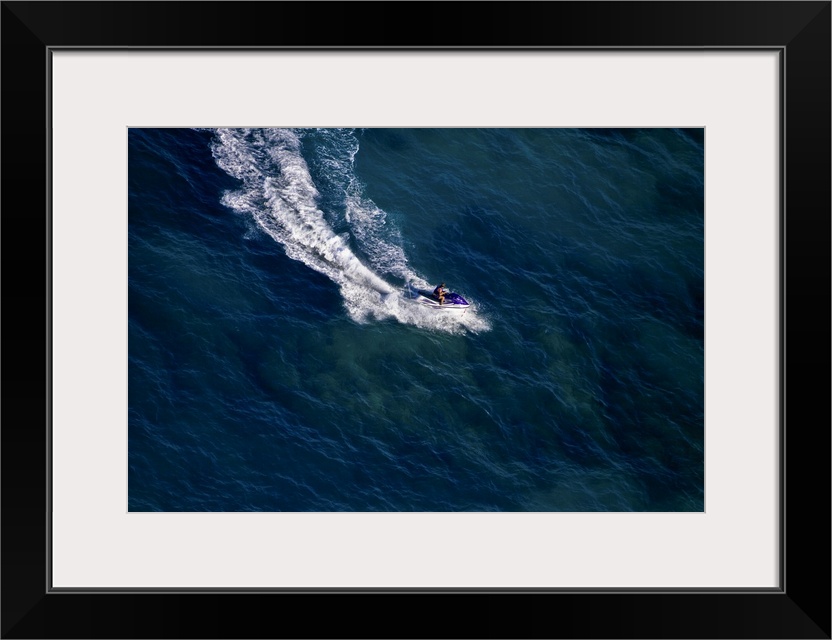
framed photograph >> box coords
[3,2,829,638]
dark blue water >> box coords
[128,128,704,512]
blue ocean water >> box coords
[128,127,704,512]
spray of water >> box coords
[210,128,490,334]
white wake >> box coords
[210,128,489,334]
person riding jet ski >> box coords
[405,282,469,310]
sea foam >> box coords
[210,128,489,334]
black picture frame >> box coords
[2,2,829,638]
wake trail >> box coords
[210,128,490,334]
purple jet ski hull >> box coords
[406,285,470,310]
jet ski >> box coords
[405,283,470,310]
